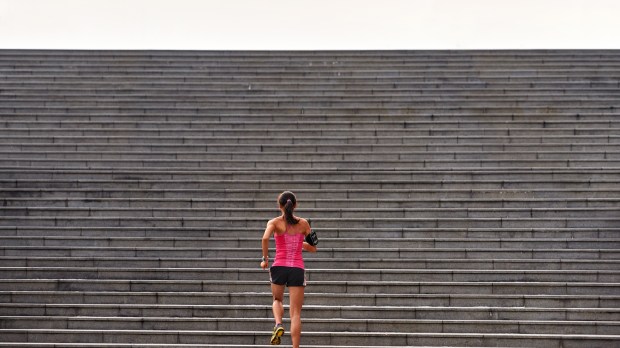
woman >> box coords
[260,191,317,347]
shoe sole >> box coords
[270,326,285,345]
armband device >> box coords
[305,230,319,246]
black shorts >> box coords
[270,266,306,287]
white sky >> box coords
[0,0,618,50]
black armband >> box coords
[305,230,318,246]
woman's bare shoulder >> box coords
[267,217,286,231]
[297,218,311,233]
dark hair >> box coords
[278,191,299,225]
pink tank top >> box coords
[272,225,305,269]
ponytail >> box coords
[278,191,300,225]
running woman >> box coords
[260,191,317,347]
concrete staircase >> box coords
[0,50,619,347]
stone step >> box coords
[2,81,616,92]
[1,328,618,347]
[0,188,618,198]
[5,246,619,262]
[15,171,617,183]
[3,63,619,72]
[1,84,617,93]
[2,70,617,80]
[3,126,619,136]
[4,245,617,260]
[1,159,617,173]
[2,99,618,108]
[3,95,618,108]
[27,78,620,89]
[0,48,616,56]
[0,87,609,101]
[1,267,618,282]
[2,234,618,249]
[2,256,618,271]
[3,111,619,123]
[3,72,619,81]
[5,188,612,201]
[2,290,619,308]
[2,215,618,229]
[3,51,609,59]
[1,92,615,105]
[2,88,619,102]
[5,151,620,162]
[3,51,614,60]
[1,66,612,75]
[3,91,618,98]
[5,177,614,191]
[4,120,620,136]
[3,158,620,169]
[3,89,619,98]
[2,279,617,295]
[2,207,618,220]
[2,303,619,321]
[4,120,620,131]
[2,106,618,116]
[7,57,615,65]
[2,316,619,335]
[3,54,618,63]
[2,69,616,80]
[4,150,620,162]
[3,226,616,239]
[4,143,618,153]
[2,72,619,84]
[3,135,618,146]
[1,63,618,74]
[4,198,620,209]
[4,61,620,70]
[7,57,613,65]
[2,167,617,181]
[3,61,619,70]
[5,57,618,65]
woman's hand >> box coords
[261,260,269,270]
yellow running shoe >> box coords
[270,324,285,345]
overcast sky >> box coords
[0,0,618,50]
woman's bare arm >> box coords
[302,219,317,252]
[261,220,275,269]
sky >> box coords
[0,0,618,50]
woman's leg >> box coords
[271,283,285,325]
[288,286,305,348]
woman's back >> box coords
[272,218,306,269]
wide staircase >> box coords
[0,50,619,347]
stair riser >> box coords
[1,268,619,283]
[2,318,618,335]
[1,306,617,321]
[2,217,618,229]
[2,280,618,295]
[2,292,619,308]
[2,257,619,271]
[2,237,619,249]
[2,329,619,347]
